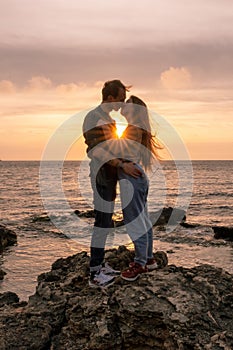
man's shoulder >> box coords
[83,106,104,132]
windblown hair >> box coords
[127,95,162,170]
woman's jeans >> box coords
[118,165,153,266]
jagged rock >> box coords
[150,207,186,226]
[212,226,233,241]
[180,222,200,228]
[0,292,19,307]
[0,269,6,280]
[74,209,124,227]
[0,224,17,251]
[74,209,95,218]
[0,247,233,349]
[154,250,168,269]
[31,214,51,222]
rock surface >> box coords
[150,207,186,226]
[0,247,233,350]
[0,225,17,280]
[180,222,200,229]
[212,226,233,241]
[0,292,19,307]
[0,269,6,280]
[0,224,17,251]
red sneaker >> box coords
[146,258,158,271]
[121,262,147,281]
[129,259,158,271]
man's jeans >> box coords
[118,165,153,266]
[90,165,117,271]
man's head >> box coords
[102,80,128,110]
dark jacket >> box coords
[82,105,117,184]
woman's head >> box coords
[127,95,147,108]
[121,95,150,131]
[121,95,162,170]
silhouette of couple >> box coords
[83,80,161,287]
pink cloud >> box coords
[26,76,53,91]
[0,80,16,93]
[160,67,192,89]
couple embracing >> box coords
[83,80,161,288]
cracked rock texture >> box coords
[0,246,232,350]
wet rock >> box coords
[180,222,200,228]
[154,250,168,268]
[31,214,51,222]
[74,209,95,218]
[74,209,125,227]
[0,224,17,251]
[0,269,6,280]
[0,247,232,349]
[212,226,233,241]
[0,292,19,307]
[150,207,186,226]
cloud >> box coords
[0,76,103,119]
[160,67,192,89]
[0,76,90,97]
[26,76,53,91]
[0,80,16,93]
[1,0,233,49]
[56,82,87,95]
[1,40,232,94]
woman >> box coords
[116,95,161,281]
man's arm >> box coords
[89,139,142,178]
[84,119,142,178]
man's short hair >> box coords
[102,80,127,101]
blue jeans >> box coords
[118,165,153,266]
[90,164,117,271]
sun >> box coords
[116,123,127,138]
[110,110,127,138]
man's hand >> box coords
[122,162,143,178]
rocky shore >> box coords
[0,246,233,349]
[0,224,17,251]
[0,224,17,280]
[75,206,187,227]
[213,226,233,241]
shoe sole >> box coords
[102,271,121,276]
[120,274,140,281]
[88,279,115,289]
[129,263,158,271]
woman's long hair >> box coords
[127,95,162,170]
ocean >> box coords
[0,160,233,300]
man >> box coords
[83,80,141,287]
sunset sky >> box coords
[1,0,233,160]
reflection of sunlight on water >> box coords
[155,241,233,275]
[0,234,84,301]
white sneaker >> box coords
[101,262,120,276]
[88,270,115,288]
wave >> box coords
[218,205,233,210]
[208,192,233,197]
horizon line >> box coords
[1,159,233,162]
